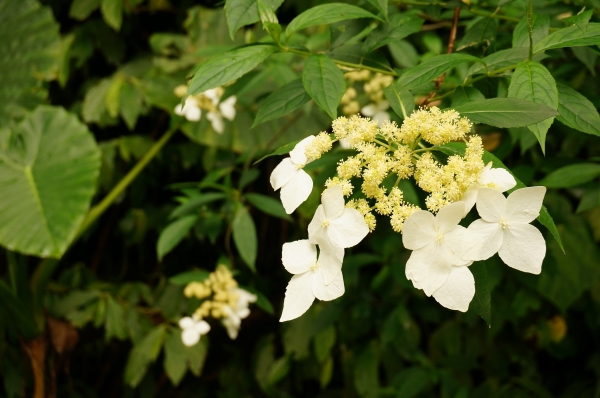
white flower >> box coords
[307,185,369,283]
[461,162,516,216]
[207,95,237,134]
[412,265,475,312]
[222,288,257,340]
[270,136,316,214]
[178,315,210,346]
[174,97,201,121]
[463,187,547,274]
[403,201,471,297]
[360,101,390,124]
[280,240,345,322]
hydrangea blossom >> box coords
[222,288,257,339]
[464,187,547,274]
[179,315,210,346]
[460,162,516,216]
[270,136,315,214]
[280,240,345,322]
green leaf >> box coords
[105,295,127,341]
[267,356,291,386]
[232,207,257,271]
[157,215,198,260]
[253,139,302,165]
[392,367,432,398]
[452,98,558,128]
[451,86,485,107]
[562,9,593,32]
[507,62,558,153]
[170,193,226,219]
[468,261,491,326]
[0,106,100,258]
[362,13,423,53]
[466,47,547,76]
[398,53,484,90]
[124,325,167,387]
[314,326,336,363]
[538,164,600,188]
[224,0,284,39]
[163,330,187,386]
[100,0,123,31]
[120,82,144,130]
[572,46,597,77]
[69,0,101,20]
[187,45,277,96]
[366,0,388,20]
[512,14,549,48]
[0,281,38,339]
[354,342,379,398]
[534,23,600,53]
[245,193,292,221]
[302,54,346,119]
[169,270,210,285]
[555,82,600,137]
[286,3,380,37]
[252,79,311,128]
[243,286,274,314]
[456,17,498,51]
[384,82,414,119]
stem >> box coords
[77,127,177,237]
[527,0,534,61]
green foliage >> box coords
[302,54,346,119]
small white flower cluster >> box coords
[173,85,236,134]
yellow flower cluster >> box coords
[339,71,393,117]
[340,87,360,115]
[363,73,394,103]
[184,265,240,320]
[399,106,472,145]
[304,132,332,161]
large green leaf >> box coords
[302,54,346,119]
[384,82,414,118]
[539,164,600,188]
[232,206,257,271]
[397,53,484,90]
[555,83,600,137]
[507,62,558,153]
[362,13,423,53]
[157,215,199,260]
[452,98,558,128]
[124,325,167,387]
[225,0,284,39]
[187,45,277,96]
[534,23,600,53]
[451,86,485,107]
[0,0,61,126]
[245,193,292,221]
[0,106,100,258]
[512,14,550,48]
[252,79,311,128]
[285,3,380,37]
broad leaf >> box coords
[225,0,284,39]
[507,61,558,153]
[245,192,292,221]
[157,215,198,260]
[302,54,346,119]
[367,0,388,20]
[555,82,600,137]
[187,45,277,96]
[512,14,550,48]
[101,0,123,31]
[467,48,527,76]
[170,193,226,218]
[252,79,311,127]
[451,86,485,107]
[456,17,498,51]
[397,53,484,90]
[286,3,380,37]
[69,0,101,20]
[539,164,600,188]
[468,261,492,326]
[534,23,600,53]
[384,82,414,118]
[253,139,302,164]
[104,295,127,341]
[232,206,258,271]
[0,106,100,258]
[124,325,167,387]
[452,98,558,128]
[362,13,423,53]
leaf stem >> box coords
[527,0,534,61]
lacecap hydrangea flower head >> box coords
[269,106,549,318]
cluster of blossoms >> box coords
[178,265,256,346]
[340,71,392,124]
[270,106,548,317]
[173,85,237,134]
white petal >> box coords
[360,104,377,116]
[435,201,465,234]
[339,138,351,149]
[476,188,506,222]
[203,88,220,103]
[405,243,453,296]
[402,210,436,250]
[322,185,345,220]
[185,106,201,122]
[460,185,479,216]
[178,317,195,329]
[207,112,224,133]
[313,268,345,301]
[237,289,257,305]
[219,96,237,120]
[316,238,344,285]
[498,223,545,274]
[222,319,239,340]
[270,158,297,191]
[442,225,472,266]
[194,320,211,335]
[236,307,250,319]
[432,266,475,312]
[462,219,504,261]
[289,135,315,165]
[328,208,369,248]
[280,169,313,214]
[373,111,390,124]
[308,205,327,244]
[282,240,316,274]
[481,167,516,192]
[174,104,185,116]
[280,273,315,322]
[506,186,546,224]
[181,329,200,346]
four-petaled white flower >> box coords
[174,97,201,122]
[308,185,369,284]
[270,136,316,214]
[179,315,211,347]
[463,187,547,274]
[360,100,390,124]
[280,240,345,322]
[403,201,472,299]
[222,288,257,340]
[461,162,516,216]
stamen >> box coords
[500,218,510,230]
[435,232,444,244]
[321,220,329,227]
[309,262,319,271]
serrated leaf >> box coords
[512,14,550,48]
[452,98,558,128]
[69,0,101,20]
[534,23,600,53]
[562,9,593,32]
[252,79,311,127]
[187,45,277,96]
[367,0,388,20]
[468,261,491,326]
[245,193,292,221]
[507,61,558,153]
[302,54,345,119]
[224,0,284,39]
[0,106,100,258]
[169,270,210,285]
[157,215,198,260]
[384,82,414,118]
[466,47,549,76]
[456,17,498,51]
[362,13,423,53]
[539,164,600,188]
[232,207,257,271]
[451,86,485,107]
[101,0,123,31]
[556,82,600,137]
[398,53,484,90]
[286,3,380,37]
